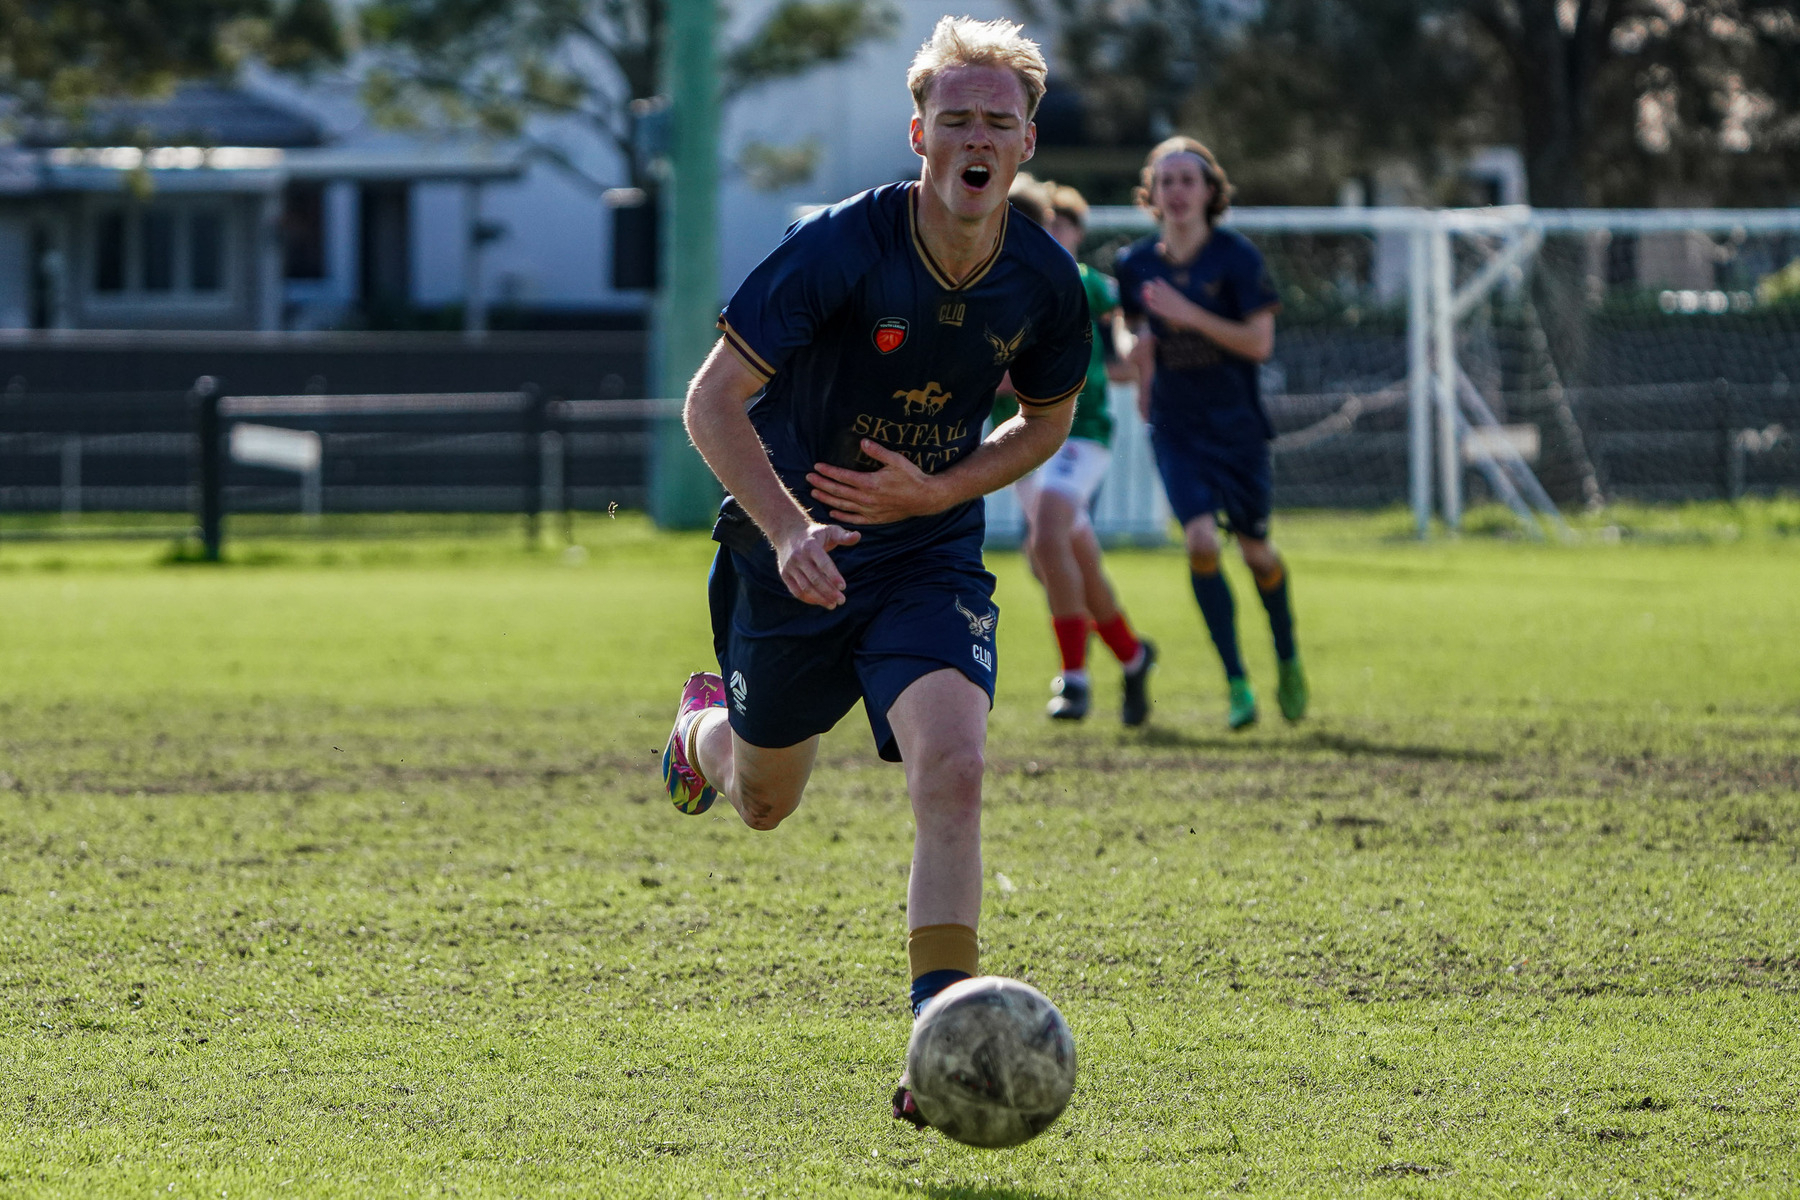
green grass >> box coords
[2,509,1797,1197]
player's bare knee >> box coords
[913,745,986,810]
[1241,539,1281,578]
[1185,528,1222,570]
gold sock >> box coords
[908,922,979,981]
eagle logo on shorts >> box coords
[954,597,997,641]
[984,323,1029,366]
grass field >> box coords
[2,508,1797,1198]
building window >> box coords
[283,182,326,280]
[95,212,127,293]
[191,210,224,291]
[88,204,230,299]
[143,210,177,291]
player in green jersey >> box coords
[997,178,1156,725]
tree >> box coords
[0,0,342,122]
[356,0,897,192]
[1034,0,1800,206]
[1467,0,1800,205]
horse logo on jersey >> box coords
[893,381,951,417]
[984,322,1029,366]
[954,597,997,641]
[873,317,909,354]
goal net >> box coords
[1079,205,1800,537]
[1443,210,1800,515]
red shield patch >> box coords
[873,318,908,354]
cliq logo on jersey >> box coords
[873,317,909,354]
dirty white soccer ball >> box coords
[905,976,1077,1148]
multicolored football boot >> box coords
[892,1073,929,1129]
[662,672,726,815]
[1227,676,1258,730]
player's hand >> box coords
[775,521,859,609]
[807,441,946,526]
[1141,278,1206,331]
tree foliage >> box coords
[1034,0,1800,206]
[0,0,342,118]
[357,0,897,190]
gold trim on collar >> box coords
[908,183,1008,293]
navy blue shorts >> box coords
[707,546,999,762]
[1149,425,1273,540]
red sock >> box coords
[1052,615,1089,673]
[1094,614,1141,665]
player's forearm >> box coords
[684,352,812,544]
[932,406,1073,506]
[1129,329,1156,389]
[1171,306,1275,362]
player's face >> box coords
[1152,154,1211,227]
[1048,214,1083,256]
[911,66,1037,224]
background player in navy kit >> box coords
[657,17,1090,1125]
[1115,137,1309,729]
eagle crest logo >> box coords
[984,322,1029,366]
[954,597,997,641]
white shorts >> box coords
[1013,437,1112,531]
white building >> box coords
[0,1,1031,334]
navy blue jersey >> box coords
[1115,226,1280,445]
[715,181,1091,576]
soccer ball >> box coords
[905,976,1076,1148]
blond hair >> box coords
[908,16,1048,120]
[1135,136,1234,227]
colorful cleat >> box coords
[1120,639,1157,727]
[1277,655,1309,722]
[1227,676,1258,730]
[662,672,726,815]
[892,1074,929,1130]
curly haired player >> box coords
[1115,137,1307,728]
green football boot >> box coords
[1277,655,1310,723]
[1227,676,1258,730]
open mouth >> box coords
[960,164,991,190]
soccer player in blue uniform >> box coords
[1115,137,1309,729]
[657,17,1090,1127]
